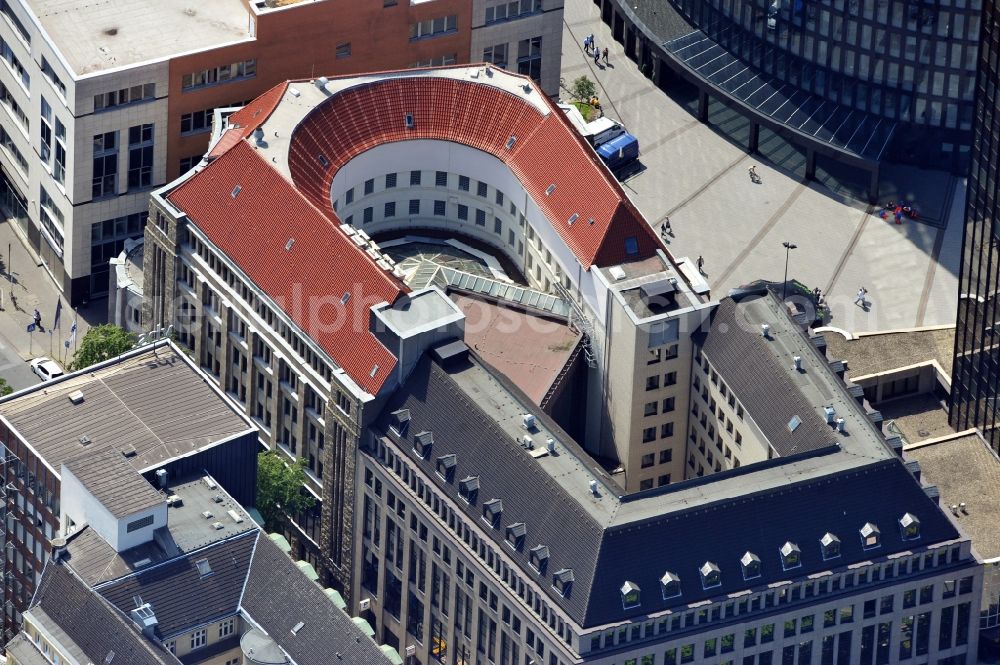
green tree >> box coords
[69,324,136,371]
[570,75,596,102]
[0,378,12,397]
[257,450,317,532]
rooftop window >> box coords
[529,545,549,574]
[435,454,456,482]
[700,561,721,590]
[820,532,841,560]
[483,498,503,527]
[624,236,639,255]
[860,522,881,550]
[505,522,526,550]
[660,571,681,600]
[899,513,920,540]
[741,551,761,580]
[413,430,433,458]
[620,581,641,609]
[780,541,801,570]
[458,475,479,504]
[390,408,410,436]
[553,568,574,597]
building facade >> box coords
[950,0,1000,451]
[0,0,562,305]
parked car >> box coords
[30,357,64,383]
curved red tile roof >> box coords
[287,76,660,268]
[208,82,289,159]
[168,140,402,395]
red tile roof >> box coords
[287,75,659,269]
[208,82,288,159]
[168,140,402,395]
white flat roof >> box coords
[27,0,252,75]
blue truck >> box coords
[595,132,641,171]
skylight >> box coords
[196,558,212,578]
[787,415,802,432]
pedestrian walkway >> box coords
[0,219,93,368]
[560,0,961,331]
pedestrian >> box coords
[584,35,592,53]
[697,255,705,274]
[664,217,672,235]
[854,287,866,307]
[33,308,44,333]
[587,34,594,52]
[594,47,601,65]
[603,47,609,65]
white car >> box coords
[30,357,63,383]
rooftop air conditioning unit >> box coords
[521,435,534,449]
[359,598,371,611]
[761,323,770,338]
[406,646,416,657]
[522,414,536,430]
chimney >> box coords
[835,418,845,433]
[792,355,803,371]
[761,323,770,338]
[155,469,168,488]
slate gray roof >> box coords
[374,349,961,627]
[4,634,53,665]
[27,561,182,665]
[241,533,393,664]
[63,446,164,519]
[0,343,253,475]
[96,531,257,639]
[698,296,846,457]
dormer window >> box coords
[860,522,881,550]
[780,541,801,570]
[458,476,479,504]
[505,523,526,550]
[529,545,549,574]
[700,561,721,590]
[741,552,761,580]
[413,431,433,458]
[620,581,641,609]
[483,499,503,527]
[660,571,681,600]
[553,568,574,597]
[390,409,410,436]
[899,513,920,540]
[820,532,841,560]
[435,454,456,482]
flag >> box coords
[53,299,62,330]
[66,321,77,346]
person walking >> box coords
[594,47,601,65]
[32,308,44,333]
[697,255,705,274]
[603,47,609,65]
[663,217,672,236]
[584,35,592,53]
[854,287,867,307]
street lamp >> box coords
[781,241,797,302]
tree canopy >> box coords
[69,324,136,371]
[257,450,317,532]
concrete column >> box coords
[805,148,817,181]
[749,122,760,153]
[698,90,710,123]
[868,165,881,204]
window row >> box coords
[182,59,256,90]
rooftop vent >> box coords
[289,87,301,97]
[166,494,182,507]
[203,477,218,490]
[546,438,556,454]
[568,213,579,226]
[314,76,329,88]
[67,390,84,405]
[231,185,241,199]
[404,113,415,129]
[341,292,350,305]
[212,494,224,503]
[370,364,379,378]
[588,217,595,225]
[227,510,244,524]
[792,355,803,371]
[201,511,214,519]
[119,443,136,458]
[835,417,846,433]
[520,435,534,449]
[522,414,536,430]
[285,238,295,251]
[545,184,556,196]
[253,128,265,146]
[318,154,330,168]
[761,323,770,338]
[588,479,598,495]
[212,522,224,530]
[79,435,92,446]
[608,265,626,281]
[105,651,115,664]
[824,406,836,424]
[291,621,305,635]
[155,469,168,487]
[506,136,517,149]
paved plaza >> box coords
[562,0,962,332]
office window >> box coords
[457,204,468,220]
[484,43,509,67]
[364,178,374,195]
[659,449,672,463]
[410,170,421,185]
[94,83,155,111]
[40,97,52,165]
[363,206,373,224]
[409,199,420,215]
[336,42,351,58]
[92,131,119,199]
[517,36,543,81]
[190,628,207,650]
[385,172,397,188]
[475,209,486,226]
[661,422,674,438]
[127,124,154,189]
[434,200,446,216]
[477,181,488,197]
[219,617,236,638]
[409,15,458,39]
[435,170,448,187]
[182,59,256,89]
[385,201,396,218]
[642,427,656,443]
